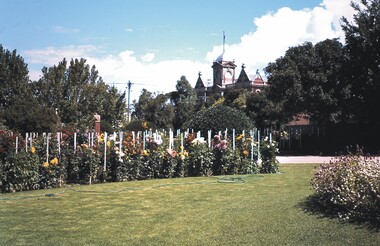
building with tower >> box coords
[194,32,267,100]
[194,56,267,101]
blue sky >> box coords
[1,0,357,100]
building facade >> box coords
[194,54,267,101]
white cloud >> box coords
[26,0,358,102]
[141,52,155,62]
[24,45,98,65]
[320,0,357,39]
[125,28,133,32]
[207,0,357,77]
[86,52,211,102]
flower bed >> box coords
[0,129,279,193]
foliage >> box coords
[100,120,114,133]
[31,58,125,130]
[75,144,102,184]
[0,151,40,193]
[211,134,235,175]
[187,136,214,176]
[0,46,56,133]
[124,119,156,132]
[183,105,254,133]
[341,0,380,127]
[260,137,279,173]
[3,97,58,134]
[0,130,18,161]
[311,149,380,224]
[0,45,30,110]
[245,90,283,129]
[133,89,174,130]
[170,76,197,129]
[265,39,348,125]
[223,89,247,110]
[0,127,277,193]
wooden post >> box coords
[94,113,101,135]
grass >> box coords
[0,164,379,245]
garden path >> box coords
[277,155,380,164]
[277,156,335,164]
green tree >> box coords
[265,39,347,125]
[341,0,380,127]
[170,76,197,129]
[0,45,30,110]
[0,45,58,133]
[223,88,249,111]
[133,89,174,130]
[183,105,254,133]
[245,90,283,129]
[3,97,58,134]
[32,58,125,130]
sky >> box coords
[0,0,358,102]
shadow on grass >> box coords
[298,194,380,232]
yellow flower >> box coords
[98,134,104,143]
[107,141,111,148]
[243,149,249,156]
[236,134,244,141]
[81,143,88,149]
[143,150,149,156]
[31,147,36,154]
[180,154,185,160]
[42,162,49,168]
[50,157,59,165]
[142,121,148,129]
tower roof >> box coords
[250,70,265,85]
[194,72,205,89]
[236,64,251,84]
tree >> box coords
[223,88,249,111]
[245,90,283,129]
[341,0,380,127]
[133,89,174,130]
[32,58,125,130]
[170,76,197,129]
[265,39,347,125]
[183,105,254,133]
[0,46,59,133]
[0,45,30,110]
[3,97,58,134]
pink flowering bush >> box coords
[311,150,380,224]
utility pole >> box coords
[127,80,132,123]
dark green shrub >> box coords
[1,151,40,193]
[125,120,157,132]
[101,120,114,133]
[260,138,279,173]
[160,150,177,178]
[183,105,254,133]
[187,141,214,176]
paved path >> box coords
[278,155,380,164]
[277,156,334,164]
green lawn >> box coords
[0,164,379,246]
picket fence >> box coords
[11,128,273,172]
